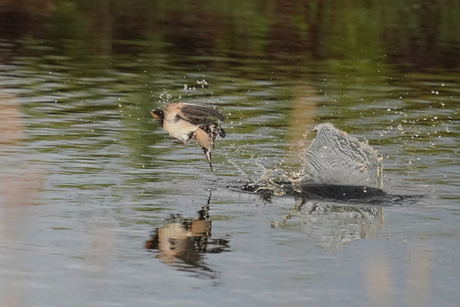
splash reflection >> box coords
[271,193,385,253]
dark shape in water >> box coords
[242,181,421,206]
[242,182,384,200]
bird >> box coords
[150,102,226,171]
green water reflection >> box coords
[0,1,458,200]
[0,0,458,194]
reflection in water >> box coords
[363,238,433,307]
[271,193,385,253]
[145,194,229,278]
[364,255,395,307]
[286,84,318,145]
[0,91,43,306]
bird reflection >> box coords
[145,193,230,276]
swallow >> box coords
[151,102,226,171]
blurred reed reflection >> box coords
[0,90,44,307]
[363,238,433,307]
[286,83,318,147]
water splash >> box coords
[302,123,383,190]
[243,123,384,198]
[250,166,288,196]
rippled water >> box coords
[1,3,460,306]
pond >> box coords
[0,1,459,306]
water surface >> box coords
[0,1,459,306]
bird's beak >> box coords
[150,110,159,120]
[150,109,165,123]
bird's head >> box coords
[150,109,165,125]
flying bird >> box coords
[150,102,226,171]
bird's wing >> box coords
[178,103,225,124]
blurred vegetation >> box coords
[0,0,459,72]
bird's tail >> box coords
[203,148,213,172]
[194,128,215,171]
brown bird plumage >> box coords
[150,102,226,171]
